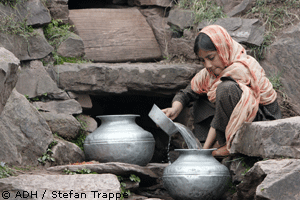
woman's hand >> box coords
[162,101,183,120]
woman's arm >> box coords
[162,101,183,120]
[162,84,201,120]
[203,127,216,149]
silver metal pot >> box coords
[163,149,231,200]
[84,115,155,166]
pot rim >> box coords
[96,114,140,118]
[175,148,217,152]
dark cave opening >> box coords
[68,0,128,10]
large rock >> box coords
[0,29,54,61]
[76,114,98,134]
[140,8,173,57]
[33,99,82,115]
[67,92,93,109]
[0,174,121,200]
[130,0,173,7]
[57,32,85,58]
[216,0,255,17]
[0,89,53,165]
[0,47,19,115]
[230,117,300,159]
[261,22,300,114]
[15,60,69,100]
[51,138,85,165]
[51,63,202,96]
[45,0,69,22]
[40,112,81,140]
[235,159,300,200]
[168,38,197,60]
[167,9,194,31]
[69,8,162,62]
[0,0,51,26]
[198,18,265,46]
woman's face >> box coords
[198,49,225,76]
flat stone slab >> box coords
[0,174,120,200]
[52,63,201,96]
[47,162,159,183]
[69,8,162,62]
[132,0,173,7]
[231,117,300,159]
[33,99,82,115]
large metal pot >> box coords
[163,149,231,200]
[84,115,155,166]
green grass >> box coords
[268,71,283,91]
[0,0,25,7]
[71,116,88,151]
[249,32,274,61]
[0,162,14,179]
[246,0,300,59]
[43,19,92,65]
[175,0,226,24]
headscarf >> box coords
[191,25,277,150]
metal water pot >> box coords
[84,115,155,166]
[163,149,231,200]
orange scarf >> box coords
[191,25,277,150]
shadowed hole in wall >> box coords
[68,0,128,10]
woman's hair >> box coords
[194,32,217,55]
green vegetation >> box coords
[117,174,141,200]
[37,149,55,164]
[0,162,14,179]
[43,19,91,65]
[246,0,300,60]
[43,19,73,51]
[24,92,48,102]
[71,116,88,151]
[227,180,237,194]
[175,0,225,24]
[13,165,34,171]
[268,71,283,91]
[0,0,25,7]
[63,168,97,175]
[37,141,58,165]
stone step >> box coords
[0,174,120,200]
[231,116,300,159]
[52,62,202,96]
[69,8,162,62]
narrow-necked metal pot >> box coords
[84,114,155,166]
[163,149,231,200]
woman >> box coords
[163,25,281,157]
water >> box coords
[167,136,172,164]
[165,122,202,163]
[174,122,202,149]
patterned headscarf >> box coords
[191,25,277,150]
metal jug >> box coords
[84,114,155,166]
[163,149,231,200]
